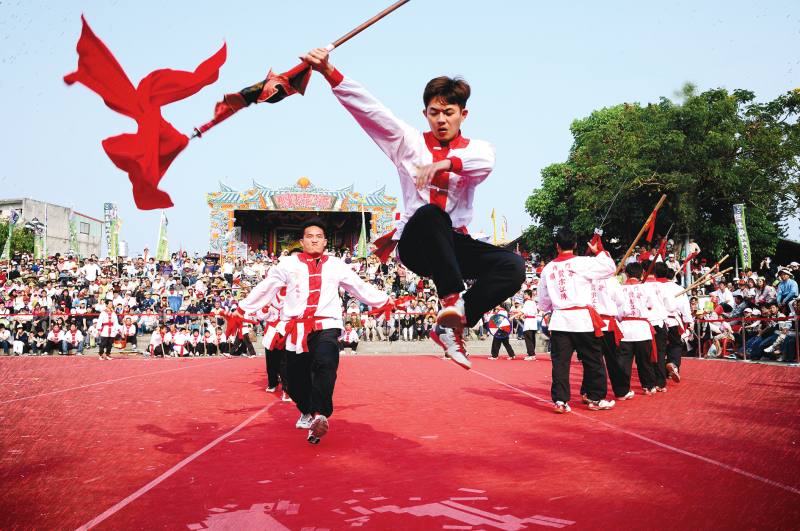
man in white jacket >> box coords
[536,228,617,413]
[301,49,525,368]
[234,218,392,444]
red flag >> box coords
[657,238,667,260]
[680,251,698,271]
[193,62,312,137]
[64,16,226,210]
[645,209,658,243]
[589,233,605,253]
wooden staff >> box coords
[328,0,411,49]
[675,266,733,297]
[615,194,667,274]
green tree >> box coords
[0,221,35,256]
[525,86,800,261]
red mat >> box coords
[1,355,798,530]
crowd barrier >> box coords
[692,315,799,361]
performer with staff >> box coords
[300,47,525,369]
[536,227,617,413]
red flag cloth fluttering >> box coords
[589,233,604,253]
[64,16,226,210]
[657,238,667,260]
[194,62,312,137]
[680,251,698,271]
[645,209,658,243]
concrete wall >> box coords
[0,198,102,258]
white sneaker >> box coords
[617,391,635,401]
[666,362,681,383]
[295,413,313,429]
[281,392,292,402]
[430,325,471,369]
[524,355,536,361]
[436,293,466,330]
[266,386,277,393]
[587,399,615,411]
[308,414,329,444]
[553,401,571,414]
[763,345,774,354]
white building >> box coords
[0,198,103,258]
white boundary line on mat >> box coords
[470,367,800,497]
[76,400,280,530]
[0,361,227,405]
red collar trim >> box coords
[552,253,577,263]
[644,277,657,283]
[423,131,470,151]
[656,277,669,283]
[299,253,328,264]
[624,278,641,285]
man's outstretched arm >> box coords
[302,48,416,169]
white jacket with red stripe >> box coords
[328,73,495,239]
[238,253,389,333]
[536,252,616,332]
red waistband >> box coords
[622,317,658,362]
[560,306,604,338]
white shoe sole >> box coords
[448,350,472,370]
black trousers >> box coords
[397,204,525,326]
[151,344,169,357]
[653,325,667,387]
[581,331,626,398]
[46,340,61,354]
[98,336,113,354]
[265,348,288,389]
[286,329,340,417]
[234,335,256,357]
[666,325,684,368]
[196,343,217,356]
[490,336,515,358]
[550,331,607,403]
[523,330,536,356]
[618,340,657,391]
[339,341,358,351]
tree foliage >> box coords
[525,86,800,261]
[0,221,35,256]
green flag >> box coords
[68,211,80,256]
[732,204,751,269]
[109,218,120,259]
[356,207,368,259]
[156,212,169,261]
[1,210,19,260]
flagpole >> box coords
[615,194,667,275]
[491,209,497,245]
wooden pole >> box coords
[615,194,667,275]
[329,0,411,49]
[675,266,733,297]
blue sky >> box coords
[1,0,798,254]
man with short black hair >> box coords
[236,218,392,444]
[302,49,525,369]
[536,228,617,413]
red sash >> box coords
[284,317,325,353]
[560,306,605,337]
[599,314,624,345]
[622,316,658,362]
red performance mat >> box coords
[1,354,798,530]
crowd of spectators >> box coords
[0,244,796,363]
